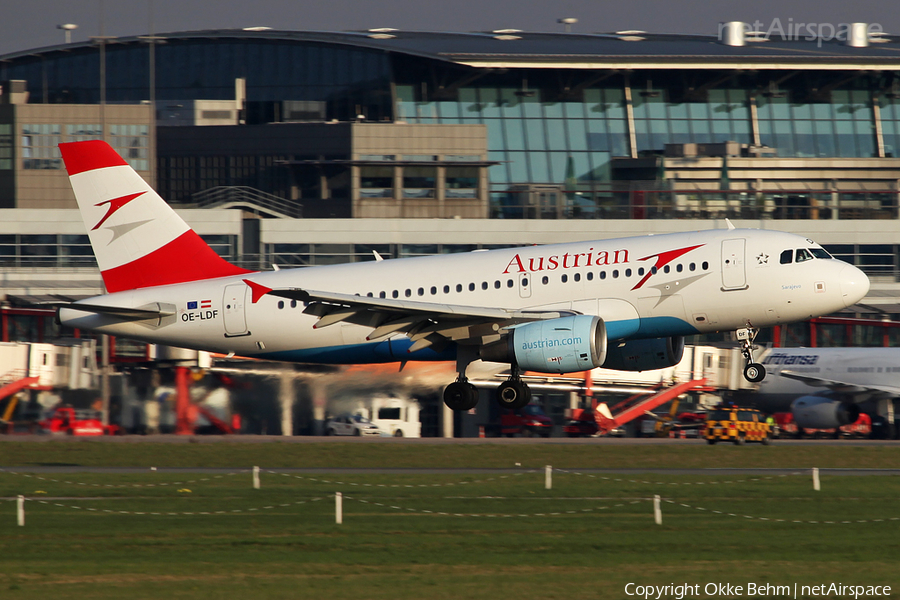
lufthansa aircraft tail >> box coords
[59,140,250,293]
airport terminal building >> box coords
[2,24,900,344]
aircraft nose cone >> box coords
[840,264,870,307]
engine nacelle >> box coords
[481,315,607,374]
[791,396,860,429]
[601,336,685,372]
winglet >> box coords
[243,279,273,304]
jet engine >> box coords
[480,315,607,374]
[601,336,685,372]
[791,396,860,429]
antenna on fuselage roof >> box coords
[725,218,736,230]
[373,250,384,262]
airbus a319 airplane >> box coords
[56,141,870,411]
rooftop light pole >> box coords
[557,17,577,33]
[57,23,78,44]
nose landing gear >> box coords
[737,326,766,383]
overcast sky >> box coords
[0,0,898,56]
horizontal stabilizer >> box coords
[58,302,173,321]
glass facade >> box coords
[757,90,876,158]
[0,33,897,226]
[396,85,627,188]
[881,96,900,159]
[632,86,752,152]
[1,39,393,122]
[0,123,13,171]
[109,124,150,171]
[157,154,293,203]
[0,234,94,267]
[22,124,62,170]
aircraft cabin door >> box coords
[721,238,747,290]
[223,283,249,337]
[518,272,532,299]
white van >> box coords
[355,395,421,438]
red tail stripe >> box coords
[60,140,129,176]
[101,230,251,293]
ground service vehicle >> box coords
[355,395,421,437]
[39,407,119,436]
[563,408,599,437]
[501,404,553,437]
[324,414,383,436]
[705,406,771,445]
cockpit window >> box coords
[780,250,793,264]
[795,248,814,263]
[809,248,831,259]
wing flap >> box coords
[261,285,574,347]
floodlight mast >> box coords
[557,18,578,33]
[57,23,78,44]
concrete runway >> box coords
[2,434,899,446]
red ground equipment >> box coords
[501,404,553,437]
[774,411,871,439]
[39,407,120,436]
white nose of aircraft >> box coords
[840,263,870,307]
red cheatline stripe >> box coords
[101,230,252,293]
[60,140,129,176]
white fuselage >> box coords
[60,228,867,367]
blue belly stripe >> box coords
[257,338,456,364]
[254,317,698,364]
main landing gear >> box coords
[442,347,534,411]
[496,365,531,410]
[443,379,479,411]
[737,326,766,383]
[443,346,479,411]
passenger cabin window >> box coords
[795,248,814,263]
[780,250,793,264]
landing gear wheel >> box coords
[496,379,531,410]
[443,380,479,411]
[737,326,766,383]
[743,362,766,383]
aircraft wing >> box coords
[265,286,575,352]
[779,370,900,397]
